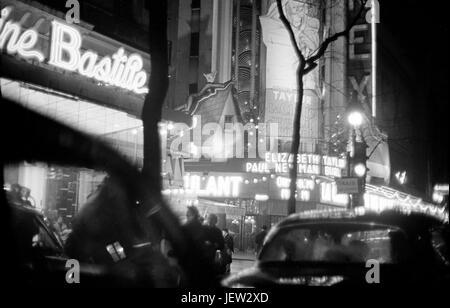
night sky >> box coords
[380,0,449,186]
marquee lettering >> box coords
[183,175,243,198]
[0,6,148,95]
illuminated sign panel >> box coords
[244,152,346,178]
[0,6,148,94]
[347,1,372,114]
[320,182,349,206]
[0,7,45,61]
[260,1,321,143]
[183,174,243,198]
[276,176,315,201]
[179,167,350,207]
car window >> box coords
[4,160,186,287]
[5,162,106,244]
[4,161,144,264]
[260,223,407,264]
[32,216,64,254]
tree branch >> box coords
[303,0,368,75]
[276,0,307,214]
[276,0,369,214]
[276,0,305,63]
[142,0,169,193]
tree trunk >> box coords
[277,0,368,215]
[288,65,305,215]
[142,0,168,194]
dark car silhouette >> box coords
[2,99,219,287]
[223,208,449,287]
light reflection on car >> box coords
[260,224,398,264]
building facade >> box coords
[2,0,443,252]
[1,0,162,228]
[163,0,442,251]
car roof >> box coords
[269,206,448,237]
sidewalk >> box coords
[232,250,257,261]
[230,251,256,275]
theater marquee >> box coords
[245,152,347,178]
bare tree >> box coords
[142,0,169,194]
[275,0,368,214]
[140,1,219,286]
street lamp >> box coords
[347,111,363,127]
[345,92,367,209]
[346,92,365,129]
[353,163,367,177]
[351,141,368,178]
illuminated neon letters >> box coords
[0,6,148,94]
[184,175,243,198]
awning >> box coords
[365,184,448,222]
[196,199,245,217]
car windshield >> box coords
[4,162,107,246]
[259,223,407,264]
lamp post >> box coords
[346,94,368,209]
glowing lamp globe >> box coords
[348,111,363,127]
[354,163,367,177]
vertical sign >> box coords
[347,0,372,116]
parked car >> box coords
[2,99,219,287]
[223,207,449,287]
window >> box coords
[191,8,200,33]
[189,57,199,85]
[321,64,326,81]
[190,32,200,57]
[191,0,200,9]
[260,224,407,264]
[189,83,198,94]
[168,40,173,66]
[225,115,234,124]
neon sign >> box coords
[276,176,315,201]
[245,162,270,174]
[280,189,310,201]
[0,6,148,94]
[320,182,349,206]
[0,7,44,61]
[245,153,346,177]
[183,175,243,198]
[276,177,315,190]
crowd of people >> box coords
[7,182,267,277]
[181,206,235,275]
[177,207,272,273]
[159,205,235,279]
[5,183,34,208]
[6,183,72,244]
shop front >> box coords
[1,0,151,230]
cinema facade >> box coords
[160,0,444,248]
[162,149,444,250]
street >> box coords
[230,251,256,275]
